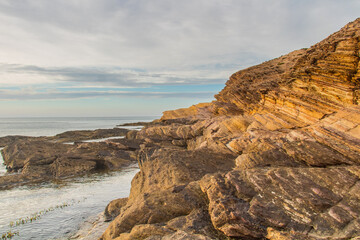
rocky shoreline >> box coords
[1,19,360,240]
[0,127,142,190]
[97,19,360,239]
[70,212,111,240]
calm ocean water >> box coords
[0,116,158,137]
[0,167,139,240]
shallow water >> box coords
[0,167,139,239]
[63,136,126,145]
[80,136,125,143]
[0,117,150,239]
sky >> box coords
[0,0,359,117]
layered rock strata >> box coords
[100,19,360,239]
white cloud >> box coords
[0,88,215,100]
[0,0,359,70]
[0,63,227,88]
[0,0,359,116]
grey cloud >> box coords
[0,89,215,100]
[1,1,360,116]
[1,0,359,69]
[0,63,225,87]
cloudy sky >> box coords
[0,0,359,117]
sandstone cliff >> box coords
[100,19,360,239]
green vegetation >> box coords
[1,200,82,239]
[1,231,19,240]
[9,202,71,228]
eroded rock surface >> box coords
[100,19,360,239]
[0,128,139,189]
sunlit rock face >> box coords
[101,18,360,240]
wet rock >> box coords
[50,128,129,143]
[2,140,70,172]
[71,212,111,240]
[0,136,40,148]
[104,198,128,222]
[117,121,153,127]
[0,129,140,189]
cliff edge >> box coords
[100,18,360,240]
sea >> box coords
[0,116,158,137]
[0,116,157,240]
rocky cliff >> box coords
[100,19,360,239]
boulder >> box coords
[104,198,129,222]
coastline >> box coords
[0,151,140,239]
[0,125,146,190]
[70,163,141,240]
[2,19,360,240]
[97,19,360,239]
[0,119,146,240]
[69,213,110,240]
[0,117,157,138]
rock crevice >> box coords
[99,18,360,240]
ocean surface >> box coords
[0,117,156,239]
[0,116,158,137]
[0,167,139,240]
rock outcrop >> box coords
[100,19,360,239]
[0,128,139,189]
